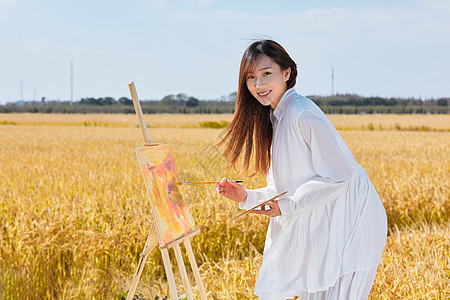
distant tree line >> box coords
[0,92,448,114]
[310,94,448,114]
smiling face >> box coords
[246,54,291,110]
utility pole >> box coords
[331,67,334,96]
[70,60,73,105]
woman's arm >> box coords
[240,165,277,210]
[277,113,355,215]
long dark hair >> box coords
[219,40,298,175]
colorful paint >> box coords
[135,144,195,246]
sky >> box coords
[0,0,449,104]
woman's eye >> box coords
[247,75,255,80]
[263,72,271,76]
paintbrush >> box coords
[177,180,243,185]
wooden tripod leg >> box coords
[161,248,178,300]
[183,239,207,300]
[126,225,158,300]
[128,81,151,145]
[174,244,194,300]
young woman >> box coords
[215,40,387,300]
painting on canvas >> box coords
[135,144,195,246]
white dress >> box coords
[240,88,387,299]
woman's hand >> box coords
[215,177,247,203]
[250,200,281,217]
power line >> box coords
[70,60,73,105]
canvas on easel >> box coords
[126,82,207,300]
[135,144,196,246]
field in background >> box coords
[1,113,449,131]
[0,114,448,299]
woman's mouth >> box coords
[258,90,271,98]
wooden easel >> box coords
[126,82,207,300]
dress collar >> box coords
[271,87,296,123]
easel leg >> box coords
[161,248,178,300]
[183,239,207,300]
[126,225,158,300]
[174,244,194,300]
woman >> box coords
[215,40,387,300]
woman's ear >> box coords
[284,67,291,82]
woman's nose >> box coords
[255,77,263,87]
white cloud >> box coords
[148,0,173,9]
[176,2,450,45]
[185,0,211,8]
[0,0,16,10]
[177,9,249,21]
[414,0,450,13]
[30,40,54,50]
[148,0,211,10]
[166,1,450,98]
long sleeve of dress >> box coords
[240,165,277,210]
[277,112,356,216]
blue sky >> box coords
[0,0,449,103]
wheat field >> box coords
[0,114,448,299]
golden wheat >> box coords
[0,114,448,299]
[1,113,449,130]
